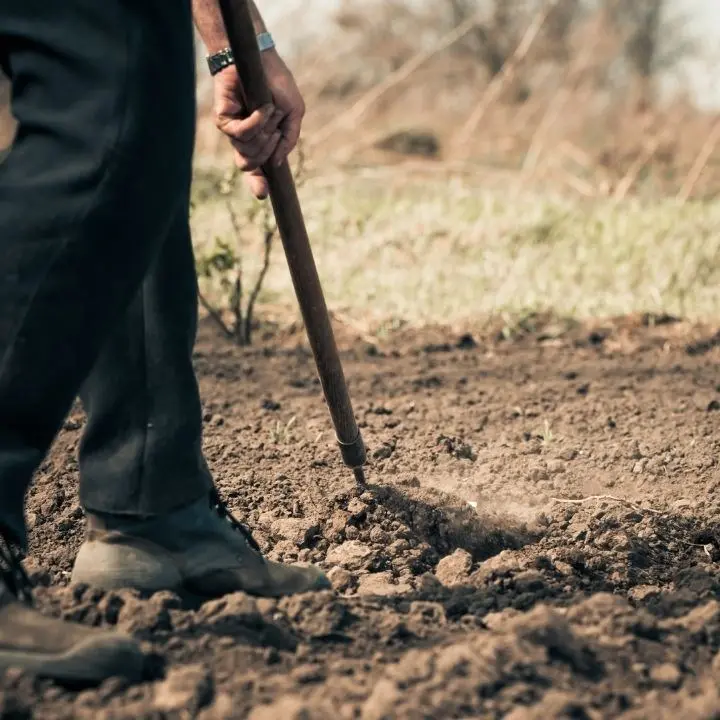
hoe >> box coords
[218,0,368,486]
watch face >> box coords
[208,49,233,76]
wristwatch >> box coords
[206,32,275,76]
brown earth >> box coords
[5,314,720,718]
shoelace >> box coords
[0,538,33,606]
[210,489,261,553]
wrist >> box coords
[206,32,276,76]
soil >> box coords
[5,314,720,719]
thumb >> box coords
[245,167,269,200]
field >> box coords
[1,166,719,717]
[4,3,720,716]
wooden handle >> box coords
[217,0,367,472]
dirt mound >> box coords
[6,319,720,717]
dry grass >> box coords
[189,2,720,203]
[191,162,720,331]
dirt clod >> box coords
[325,541,374,571]
[153,664,214,713]
[434,548,472,586]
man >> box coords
[0,0,328,684]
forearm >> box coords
[192,0,268,54]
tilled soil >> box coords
[6,315,720,719]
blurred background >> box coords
[193,0,720,199]
[4,1,717,197]
[2,1,720,332]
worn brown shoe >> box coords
[71,491,331,599]
[0,543,144,685]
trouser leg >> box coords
[78,210,213,517]
[0,0,196,547]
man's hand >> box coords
[213,51,305,200]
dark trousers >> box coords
[0,0,212,547]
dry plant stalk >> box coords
[520,20,604,182]
[550,494,663,515]
[197,143,306,345]
[541,153,597,196]
[678,117,720,202]
[613,132,665,200]
[308,8,489,148]
[454,0,557,151]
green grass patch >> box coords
[191,167,720,328]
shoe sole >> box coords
[0,635,144,686]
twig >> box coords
[612,133,664,201]
[244,209,275,345]
[552,164,598,197]
[678,117,720,203]
[454,1,556,150]
[550,494,663,515]
[198,290,233,339]
[308,9,489,148]
[226,199,244,344]
[520,23,602,180]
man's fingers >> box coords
[243,168,270,200]
[217,103,279,143]
[270,109,303,167]
[232,129,282,172]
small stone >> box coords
[344,526,360,540]
[325,510,350,540]
[150,591,183,610]
[547,460,566,475]
[270,518,320,548]
[356,572,409,597]
[372,442,396,461]
[325,541,374,571]
[628,585,661,602]
[40,499,56,518]
[196,592,260,625]
[553,561,574,576]
[272,540,299,561]
[649,663,682,688]
[513,571,545,593]
[529,465,549,482]
[387,539,410,557]
[435,549,472,586]
[476,551,524,578]
[327,566,354,592]
[559,448,578,461]
[568,522,588,542]
[346,498,368,521]
[369,526,389,544]
[116,594,172,633]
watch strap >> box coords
[206,32,276,76]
